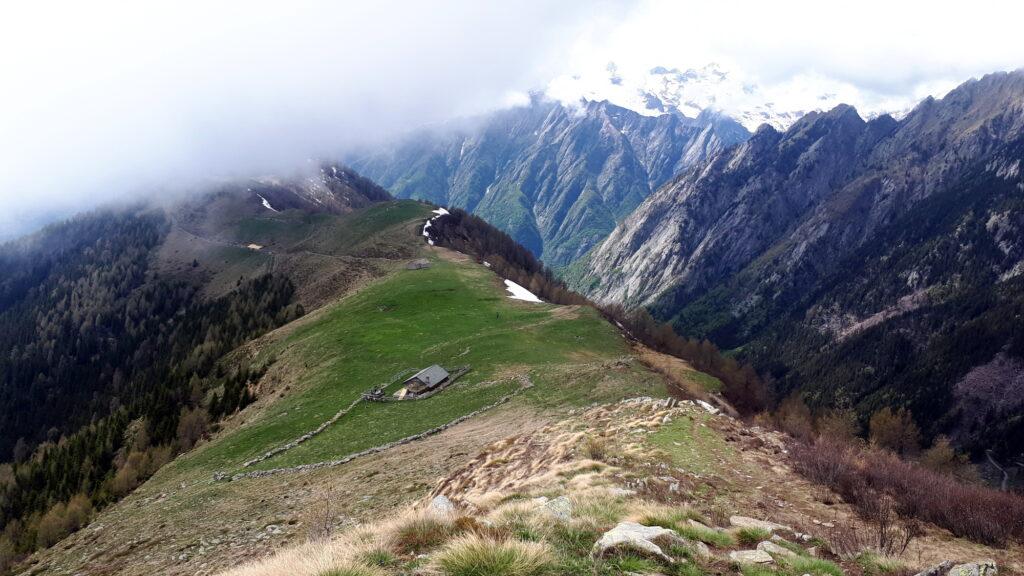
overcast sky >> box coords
[2,0,1023,239]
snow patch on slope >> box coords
[504,279,542,303]
[257,194,278,212]
[422,206,450,246]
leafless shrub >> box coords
[791,438,1024,546]
[306,487,336,541]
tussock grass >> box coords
[581,436,611,462]
[736,527,772,546]
[356,545,398,568]
[389,513,453,554]
[857,552,910,576]
[676,523,735,548]
[780,556,844,576]
[435,534,553,576]
[567,493,628,526]
[604,552,663,573]
[633,503,733,548]
[771,538,809,557]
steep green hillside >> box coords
[25,215,671,575]
[169,253,661,479]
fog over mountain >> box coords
[3,0,1024,240]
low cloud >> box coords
[0,1,622,238]
[3,0,1022,239]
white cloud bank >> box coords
[550,0,1024,124]
[0,0,619,238]
[2,0,1023,238]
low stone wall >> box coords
[241,396,364,468]
[222,382,529,482]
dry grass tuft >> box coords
[389,511,454,554]
[434,534,553,576]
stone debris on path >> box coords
[729,515,790,533]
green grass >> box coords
[437,535,553,576]
[736,527,772,546]
[228,200,431,256]
[739,557,845,576]
[683,370,723,393]
[676,523,735,548]
[639,509,734,548]
[606,553,664,573]
[780,556,844,576]
[163,249,663,479]
[772,539,810,557]
[740,564,780,576]
[857,552,907,576]
[358,547,399,568]
[647,413,734,475]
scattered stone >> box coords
[757,540,798,558]
[688,519,712,531]
[406,258,431,270]
[947,561,997,576]
[593,522,686,564]
[730,549,774,564]
[729,515,789,533]
[544,496,573,521]
[688,539,712,558]
[914,561,954,576]
[428,495,456,517]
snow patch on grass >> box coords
[504,280,542,303]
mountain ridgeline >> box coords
[574,70,1024,459]
[351,97,749,266]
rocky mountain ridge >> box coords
[573,70,1024,457]
[350,97,749,266]
[579,71,1024,309]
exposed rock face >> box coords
[730,549,775,564]
[729,515,789,533]
[947,561,997,576]
[581,72,1024,307]
[576,71,1024,454]
[757,540,798,558]
[351,98,748,265]
[582,103,882,305]
[428,495,456,517]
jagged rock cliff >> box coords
[579,71,1024,308]
[575,71,1024,456]
[350,98,748,265]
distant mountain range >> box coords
[572,70,1024,457]
[350,97,749,266]
[548,62,851,132]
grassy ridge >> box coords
[170,253,664,478]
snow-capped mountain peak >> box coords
[547,62,872,132]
